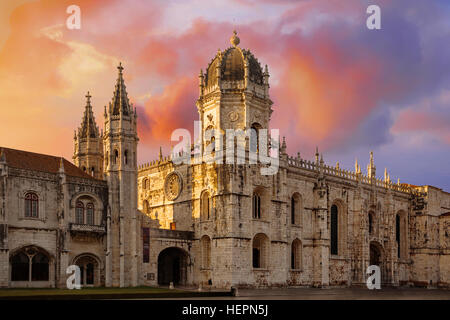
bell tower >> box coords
[73,92,104,179]
[196,31,273,156]
[103,63,139,287]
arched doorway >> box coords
[73,254,101,287]
[369,241,388,283]
[370,242,382,266]
[157,247,189,286]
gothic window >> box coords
[76,201,84,224]
[143,178,148,189]
[31,253,49,281]
[201,191,210,220]
[201,235,211,269]
[124,150,129,165]
[291,193,301,225]
[396,213,401,259]
[250,123,261,153]
[24,192,39,218]
[86,203,94,225]
[252,233,269,269]
[114,149,119,164]
[11,248,49,282]
[291,239,302,270]
[330,204,338,255]
[82,166,86,172]
[91,167,95,176]
[368,211,375,234]
[11,252,29,281]
[252,192,261,219]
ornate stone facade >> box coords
[0,33,449,290]
[137,33,450,289]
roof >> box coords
[0,147,100,180]
[205,32,264,88]
[440,212,450,217]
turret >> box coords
[73,91,104,179]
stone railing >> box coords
[69,223,106,234]
[287,156,422,195]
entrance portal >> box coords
[157,247,189,286]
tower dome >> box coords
[204,31,264,88]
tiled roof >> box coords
[0,147,99,180]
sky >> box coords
[0,0,449,191]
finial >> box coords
[159,146,163,161]
[315,146,319,162]
[118,62,124,73]
[86,91,92,104]
[336,161,340,169]
[230,30,240,47]
[355,158,359,172]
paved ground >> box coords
[155,287,450,300]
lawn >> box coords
[0,286,229,299]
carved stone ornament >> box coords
[164,172,182,200]
[228,111,239,122]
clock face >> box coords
[164,172,182,200]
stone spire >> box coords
[73,91,104,179]
[367,151,376,179]
[110,62,132,116]
[281,136,287,154]
[78,91,100,139]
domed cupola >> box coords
[203,31,266,90]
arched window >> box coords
[82,166,86,172]
[291,239,302,270]
[11,252,29,281]
[86,203,94,225]
[124,150,129,165]
[252,192,261,219]
[11,248,49,282]
[25,192,39,218]
[91,167,95,176]
[201,192,210,221]
[396,214,401,259]
[291,193,301,225]
[114,149,119,164]
[76,201,84,224]
[31,253,49,281]
[250,123,262,153]
[201,235,211,269]
[330,204,338,255]
[142,178,148,189]
[368,211,375,234]
[253,233,269,269]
